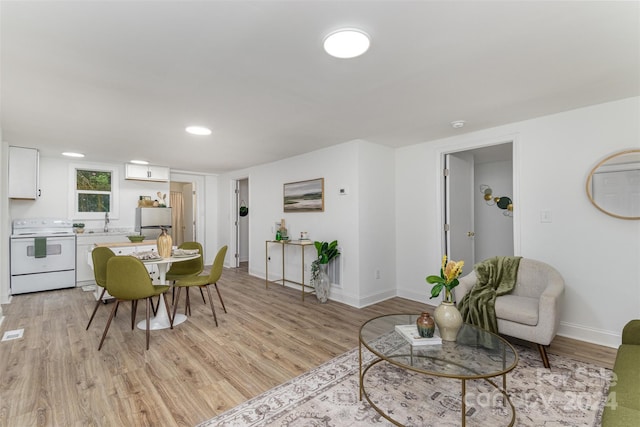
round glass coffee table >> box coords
[359,314,518,426]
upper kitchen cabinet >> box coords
[9,146,40,199]
[125,163,170,182]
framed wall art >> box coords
[283,178,324,212]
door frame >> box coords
[436,135,521,263]
[231,176,250,269]
[169,172,206,257]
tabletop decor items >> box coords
[157,227,172,258]
[311,240,340,303]
[427,255,464,341]
[415,312,436,338]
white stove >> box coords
[10,218,76,294]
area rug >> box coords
[198,339,611,427]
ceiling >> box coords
[2,1,638,174]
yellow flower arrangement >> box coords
[426,255,464,303]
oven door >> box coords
[10,235,76,275]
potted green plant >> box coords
[73,223,85,233]
[311,240,340,303]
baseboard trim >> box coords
[557,321,620,349]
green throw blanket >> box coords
[457,256,522,334]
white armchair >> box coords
[454,258,565,368]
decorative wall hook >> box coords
[479,185,513,217]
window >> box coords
[69,163,119,220]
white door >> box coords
[445,152,475,269]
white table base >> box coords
[135,254,200,331]
[137,294,187,330]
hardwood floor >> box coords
[0,267,617,426]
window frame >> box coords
[68,162,120,220]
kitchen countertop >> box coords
[94,240,157,248]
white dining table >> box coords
[137,254,200,330]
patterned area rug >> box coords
[198,340,611,427]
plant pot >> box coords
[433,301,463,341]
[315,264,331,303]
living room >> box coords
[1,1,638,425]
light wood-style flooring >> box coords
[0,267,617,426]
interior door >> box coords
[445,152,475,269]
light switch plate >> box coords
[540,211,552,223]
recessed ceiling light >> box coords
[185,126,212,136]
[323,28,370,59]
[62,152,85,158]
[451,120,466,129]
[130,160,149,165]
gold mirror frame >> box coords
[586,149,640,220]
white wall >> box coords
[396,96,640,347]
[218,140,396,306]
[9,156,170,230]
[1,140,9,307]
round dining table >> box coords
[137,253,200,330]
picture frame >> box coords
[284,178,324,212]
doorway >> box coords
[170,181,195,246]
[235,178,249,269]
[443,142,514,269]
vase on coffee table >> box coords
[433,301,463,341]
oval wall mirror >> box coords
[586,149,640,220]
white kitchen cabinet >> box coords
[8,146,40,199]
[76,233,131,284]
[125,163,170,182]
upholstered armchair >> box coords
[454,258,565,368]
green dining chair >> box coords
[86,247,116,330]
[165,241,205,304]
[98,256,172,351]
[173,245,228,326]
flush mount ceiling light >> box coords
[62,152,85,158]
[130,160,149,165]
[323,28,370,59]
[185,126,212,136]
[451,120,466,129]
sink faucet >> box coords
[104,212,110,232]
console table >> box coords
[265,240,315,301]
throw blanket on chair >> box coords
[457,256,522,334]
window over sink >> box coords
[68,163,120,220]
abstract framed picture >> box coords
[283,178,324,212]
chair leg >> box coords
[214,282,227,313]
[538,343,550,368]
[86,287,106,330]
[98,300,119,350]
[172,287,183,322]
[163,292,174,329]
[131,300,138,330]
[199,287,206,305]
[204,285,219,327]
[185,288,191,316]
[151,297,159,316]
[145,298,151,350]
